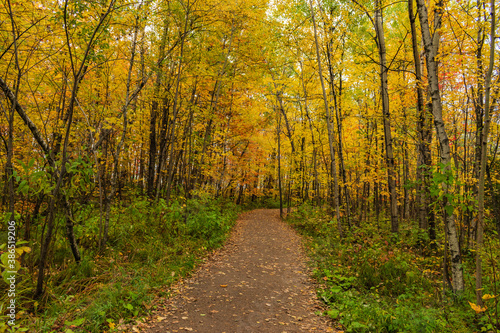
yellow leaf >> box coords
[15,246,31,255]
[483,294,496,301]
[469,301,487,313]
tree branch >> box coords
[0,77,50,155]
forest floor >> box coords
[136,209,336,333]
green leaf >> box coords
[64,318,85,327]
[351,321,368,329]
[330,286,342,293]
[1,252,11,266]
[327,309,340,319]
[2,270,16,285]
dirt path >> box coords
[142,209,335,333]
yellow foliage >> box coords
[468,301,487,313]
[482,294,496,301]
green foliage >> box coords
[287,203,484,333]
[428,163,467,216]
[184,196,238,242]
[0,196,240,332]
[242,196,283,210]
[12,158,53,196]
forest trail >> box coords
[141,209,335,332]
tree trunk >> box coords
[409,0,434,240]
[309,0,342,237]
[326,41,351,228]
[63,197,80,262]
[163,4,191,204]
[103,7,141,248]
[5,0,20,231]
[277,111,283,218]
[300,61,320,206]
[147,19,169,198]
[476,0,495,307]
[374,0,398,233]
[416,0,464,293]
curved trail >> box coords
[143,209,334,332]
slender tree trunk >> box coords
[300,61,320,206]
[236,181,245,205]
[416,0,464,292]
[270,76,296,154]
[473,0,485,203]
[156,94,172,183]
[102,7,141,248]
[277,110,283,218]
[374,0,398,233]
[147,20,169,197]
[63,196,80,262]
[163,3,191,204]
[326,43,351,227]
[287,175,292,213]
[5,0,20,229]
[476,0,495,307]
[409,0,434,240]
[96,134,108,249]
[309,0,342,237]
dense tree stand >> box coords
[2,0,500,330]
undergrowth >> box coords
[287,203,500,333]
[0,195,240,332]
